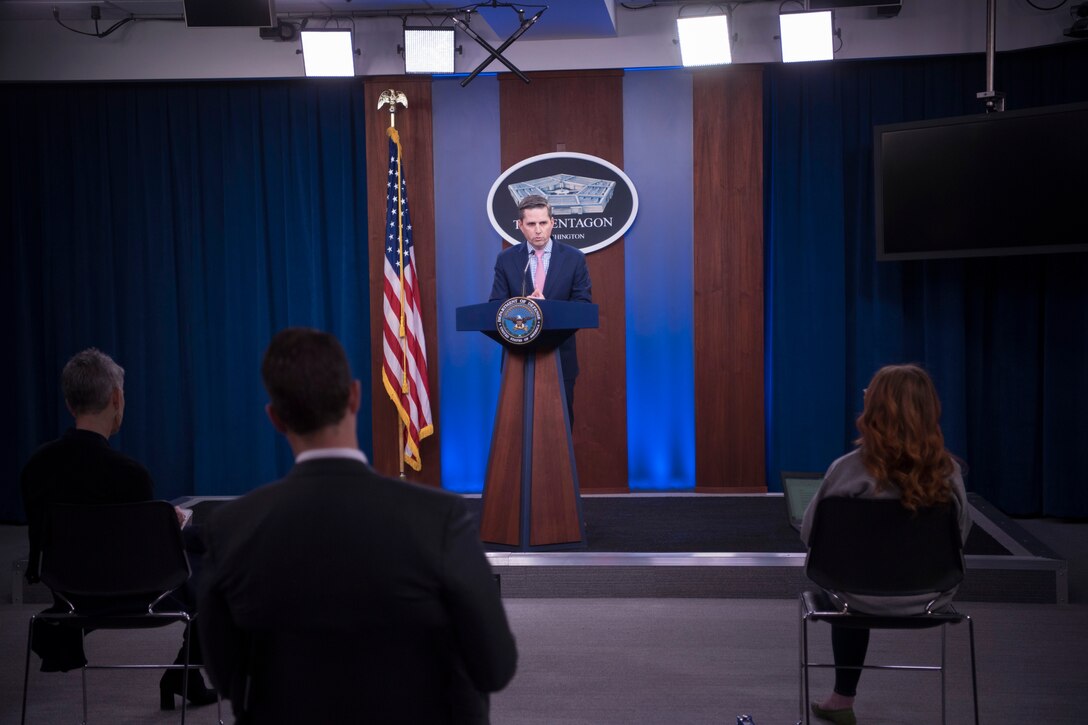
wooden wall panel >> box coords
[364,77,441,486]
[692,67,766,492]
[499,70,629,493]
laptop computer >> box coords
[780,471,824,531]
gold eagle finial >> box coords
[378,89,408,127]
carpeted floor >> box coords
[5,598,1088,724]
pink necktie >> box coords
[534,249,547,294]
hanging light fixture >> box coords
[402,26,457,74]
[676,11,733,67]
[300,28,356,77]
[779,10,835,63]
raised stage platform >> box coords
[10,493,1068,605]
[475,493,1068,604]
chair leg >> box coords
[81,664,88,725]
[800,596,809,722]
[180,619,192,725]
[967,615,979,725]
[23,617,207,725]
[21,616,36,725]
[939,624,947,725]
[799,602,811,725]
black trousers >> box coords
[831,625,870,697]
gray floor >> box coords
[4,516,1087,725]
[4,598,1088,724]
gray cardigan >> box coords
[800,448,971,615]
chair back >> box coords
[39,501,190,600]
[804,497,964,596]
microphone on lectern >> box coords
[520,251,532,298]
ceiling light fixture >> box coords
[676,13,733,67]
[401,26,458,75]
[300,29,356,77]
[779,10,836,63]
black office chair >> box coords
[21,500,219,725]
[799,496,978,725]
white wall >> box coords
[0,0,1078,82]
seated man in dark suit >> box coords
[20,347,216,708]
[198,328,518,725]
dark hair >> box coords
[856,364,954,511]
[517,194,552,220]
[261,328,352,435]
[62,348,124,415]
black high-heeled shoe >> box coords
[159,668,218,710]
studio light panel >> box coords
[676,15,733,67]
[779,11,835,63]
[404,28,456,74]
[300,30,355,77]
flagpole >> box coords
[377,88,433,476]
[379,88,409,479]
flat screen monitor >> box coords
[183,0,275,28]
[874,102,1088,261]
[780,472,823,531]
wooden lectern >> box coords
[456,300,598,550]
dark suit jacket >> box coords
[21,428,154,581]
[489,240,592,379]
[198,457,518,725]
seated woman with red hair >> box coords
[800,364,971,725]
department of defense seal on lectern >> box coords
[496,297,543,345]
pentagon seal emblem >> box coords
[496,297,543,345]
[487,152,639,254]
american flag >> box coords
[381,127,433,471]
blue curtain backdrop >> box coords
[764,42,1088,517]
[1,80,372,522]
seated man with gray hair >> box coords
[22,348,151,586]
[20,347,216,708]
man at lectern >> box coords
[490,194,592,420]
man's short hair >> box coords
[62,348,124,416]
[517,194,552,220]
[262,328,353,435]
